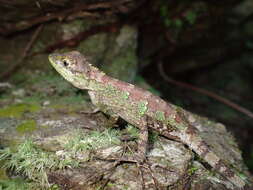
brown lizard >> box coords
[49,51,248,189]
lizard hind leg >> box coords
[135,123,149,163]
[104,118,158,190]
[127,117,160,190]
[135,123,160,190]
[88,118,159,190]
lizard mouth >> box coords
[49,53,69,71]
[48,53,60,64]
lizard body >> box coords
[49,51,247,189]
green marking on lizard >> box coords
[104,84,129,100]
[137,101,148,116]
[122,91,130,100]
[88,79,105,90]
[155,111,166,121]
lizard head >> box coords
[49,51,92,89]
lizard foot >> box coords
[91,154,160,190]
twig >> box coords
[158,62,253,119]
[0,0,131,36]
[0,24,43,80]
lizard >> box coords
[48,51,248,189]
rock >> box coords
[100,25,138,82]
[0,99,251,189]
[12,89,25,97]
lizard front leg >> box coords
[88,90,119,127]
[134,117,149,163]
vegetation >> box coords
[0,178,31,190]
[0,129,122,187]
[64,129,121,154]
[0,140,78,187]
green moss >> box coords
[166,112,186,130]
[49,95,88,111]
[18,71,79,100]
[188,166,198,175]
[65,129,121,154]
[159,4,183,29]
[48,184,60,190]
[0,178,31,190]
[0,168,7,180]
[21,96,43,104]
[0,140,79,187]
[126,124,139,139]
[16,120,37,134]
[174,19,183,28]
[159,4,171,27]
[0,103,40,118]
[185,11,197,25]
[57,94,86,104]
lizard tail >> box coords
[180,128,247,189]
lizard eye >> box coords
[63,59,69,67]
